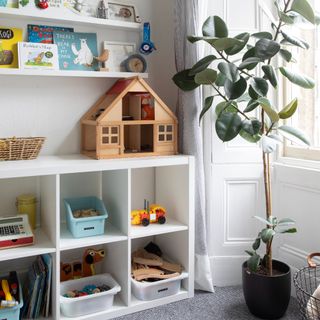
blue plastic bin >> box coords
[64,196,108,238]
[0,275,23,320]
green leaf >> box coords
[257,97,280,122]
[218,62,240,82]
[278,125,310,145]
[202,16,228,37]
[254,215,275,226]
[262,65,278,88]
[215,112,243,142]
[279,49,293,62]
[278,218,296,226]
[215,101,237,116]
[262,135,280,153]
[215,73,227,87]
[224,77,247,100]
[250,77,269,97]
[255,39,280,60]
[245,250,255,256]
[244,99,259,113]
[278,228,298,234]
[239,57,261,70]
[252,237,261,251]
[291,0,315,24]
[247,253,261,272]
[281,31,310,49]
[195,69,218,85]
[189,55,217,76]
[243,47,256,60]
[213,38,244,51]
[199,96,214,122]
[172,69,199,91]
[239,130,261,143]
[261,228,276,243]
[225,32,250,55]
[279,11,295,24]
[237,93,251,103]
[279,98,298,119]
[279,67,315,89]
[251,32,273,40]
[242,119,261,135]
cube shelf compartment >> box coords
[0,155,194,319]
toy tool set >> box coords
[0,215,34,249]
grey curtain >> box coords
[174,0,214,292]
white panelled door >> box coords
[205,0,275,286]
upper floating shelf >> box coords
[0,7,142,31]
[0,68,148,78]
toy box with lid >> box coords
[0,272,23,320]
[64,196,108,238]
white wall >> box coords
[0,0,177,155]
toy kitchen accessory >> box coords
[16,193,37,229]
[0,215,34,249]
[139,22,156,55]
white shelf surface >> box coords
[130,218,188,239]
[0,69,148,79]
[0,7,142,31]
[0,154,191,179]
[0,229,55,262]
[60,222,127,251]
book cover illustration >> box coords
[18,42,59,70]
[0,0,18,8]
[0,27,22,68]
[53,31,98,71]
[19,0,62,9]
[28,24,74,44]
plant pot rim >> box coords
[243,259,290,278]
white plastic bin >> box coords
[131,272,188,301]
[60,273,121,317]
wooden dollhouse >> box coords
[81,77,178,159]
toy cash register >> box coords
[0,215,34,249]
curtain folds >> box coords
[174,0,214,292]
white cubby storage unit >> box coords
[0,155,194,320]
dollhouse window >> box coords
[158,125,174,143]
[102,126,119,145]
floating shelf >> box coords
[0,229,55,262]
[130,218,188,239]
[0,69,148,79]
[0,7,142,31]
[60,222,127,251]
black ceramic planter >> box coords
[242,260,291,319]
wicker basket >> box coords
[0,137,45,161]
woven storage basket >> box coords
[0,137,45,161]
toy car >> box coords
[131,201,166,227]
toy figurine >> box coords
[94,49,110,71]
[97,0,107,19]
[131,200,166,227]
[35,0,49,9]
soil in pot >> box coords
[242,260,291,319]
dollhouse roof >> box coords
[81,77,178,123]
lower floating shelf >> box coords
[0,69,148,79]
[0,229,55,262]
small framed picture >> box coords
[103,41,136,72]
[106,2,141,23]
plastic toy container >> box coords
[64,196,108,238]
[0,275,23,320]
[131,272,188,301]
[60,273,121,317]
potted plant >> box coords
[173,0,318,318]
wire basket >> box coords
[0,137,45,161]
[294,253,320,319]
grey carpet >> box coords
[115,286,300,320]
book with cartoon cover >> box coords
[28,24,74,44]
[0,27,22,68]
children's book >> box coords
[19,0,62,9]
[41,254,52,317]
[0,27,22,68]
[18,42,59,70]
[0,0,18,8]
[28,24,74,44]
[53,31,98,71]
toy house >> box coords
[81,77,178,159]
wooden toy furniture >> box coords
[81,77,178,159]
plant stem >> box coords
[211,84,228,101]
